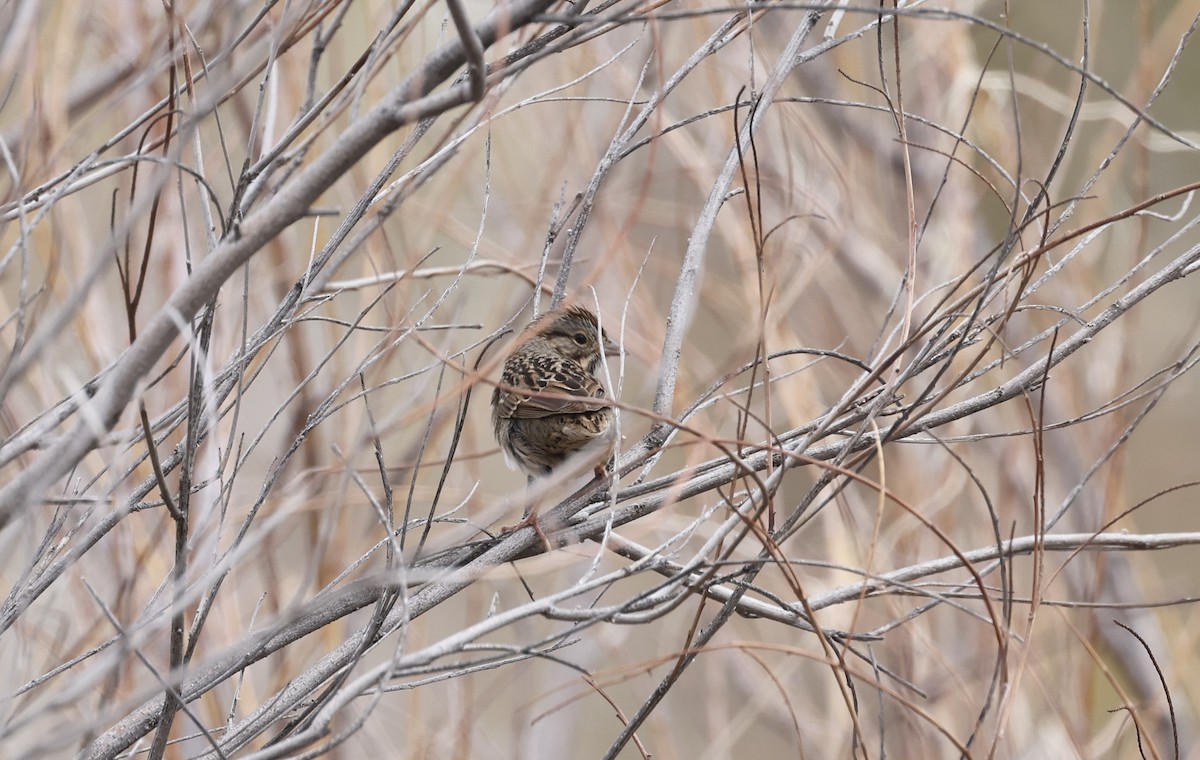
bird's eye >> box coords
[573,333,588,345]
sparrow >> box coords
[491,305,619,481]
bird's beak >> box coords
[602,335,622,356]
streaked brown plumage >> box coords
[491,305,619,479]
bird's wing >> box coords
[496,358,611,420]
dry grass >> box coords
[1,1,1199,758]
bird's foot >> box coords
[500,508,553,552]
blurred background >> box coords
[1,0,1199,757]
